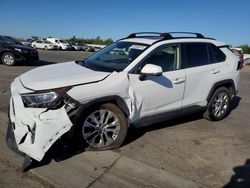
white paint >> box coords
[19,62,110,90]
[9,36,240,161]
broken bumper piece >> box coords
[7,83,73,162]
[6,120,25,157]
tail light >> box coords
[237,61,244,70]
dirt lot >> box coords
[0,50,250,188]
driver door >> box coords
[128,44,186,122]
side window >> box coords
[208,44,226,63]
[185,43,209,68]
[135,44,180,73]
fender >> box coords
[206,79,236,102]
[79,95,130,117]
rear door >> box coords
[181,42,227,108]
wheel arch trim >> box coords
[80,95,130,117]
[206,79,236,102]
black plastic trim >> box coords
[6,120,26,157]
[132,105,206,128]
[80,95,130,117]
[206,79,236,102]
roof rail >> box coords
[168,32,205,38]
[127,32,172,40]
[126,32,205,40]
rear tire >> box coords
[44,46,48,50]
[1,53,16,66]
[204,87,230,121]
[77,103,128,150]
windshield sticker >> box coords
[130,45,147,50]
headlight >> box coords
[14,48,28,53]
[21,87,71,108]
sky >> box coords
[0,0,249,46]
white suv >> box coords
[7,32,240,166]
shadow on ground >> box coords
[26,137,87,171]
[124,96,241,146]
[224,159,250,188]
[230,96,241,112]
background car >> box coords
[21,39,34,47]
[46,38,71,50]
[0,36,38,66]
[69,43,95,51]
[231,48,244,69]
[31,40,58,50]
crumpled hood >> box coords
[19,61,110,91]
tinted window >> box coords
[208,44,226,63]
[134,44,180,73]
[185,43,208,67]
[0,36,16,45]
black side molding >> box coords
[80,95,130,117]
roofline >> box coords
[117,32,216,46]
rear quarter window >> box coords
[208,44,226,63]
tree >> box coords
[67,35,113,45]
[104,38,113,45]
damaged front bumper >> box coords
[6,80,74,161]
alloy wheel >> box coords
[82,109,121,148]
[211,92,229,117]
[3,55,14,65]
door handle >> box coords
[173,78,185,84]
[211,69,220,74]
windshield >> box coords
[0,36,17,45]
[60,40,67,43]
[43,41,52,44]
[84,42,149,72]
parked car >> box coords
[70,43,95,52]
[231,48,244,69]
[31,40,58,50]
[0,36,38,66]
[21,39,34,47]
[6,32,240,169]
[245,59,250,65]
[46,38,71,50]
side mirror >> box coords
[139,64,163,81]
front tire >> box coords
[44,46,48,50]
[79,103,128,150]
[1,53,16,66]
[204,87,230,121]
